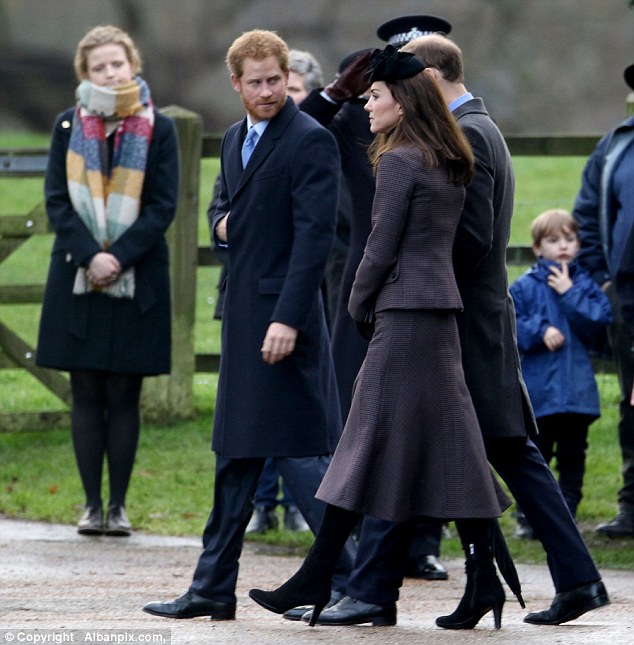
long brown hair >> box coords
[368,72,473,186]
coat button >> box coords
[61,120,71,129]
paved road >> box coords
[1,517,632,644]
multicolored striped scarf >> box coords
[67,76,154,298]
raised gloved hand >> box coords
[324,50,373,103]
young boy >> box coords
[510,209,613,538]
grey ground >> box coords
[1,517,632,645]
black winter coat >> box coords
[210,98,342,458]
[36,109,179,374]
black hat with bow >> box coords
[369,45,426,83]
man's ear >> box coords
[230,74,241,93]
[423,67,442,82]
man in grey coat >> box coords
[306,33,609,629]
[143,29,354,621]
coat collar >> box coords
[613,112,634,135]
[531,257,579,279]
[227,97,299,194]
[452,96,488,121]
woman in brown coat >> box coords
[250,45,513,628]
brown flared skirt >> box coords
[317,309,510,522]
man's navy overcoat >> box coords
[211,98,342,458]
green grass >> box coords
[510,156,587,244]
[2,133,634,567]
[1,372,632,565]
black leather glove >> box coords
[355,309,376,341]
[324,50,373,103]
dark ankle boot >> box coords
[436,544,505,629]
[249,504,360,626]
[249,556,331,626]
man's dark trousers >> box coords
[188,455,356,603]
[345,437,600,604]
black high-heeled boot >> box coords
[249,504,360,626]
[436,518,523,630]
[249,553,331,626]
[436,542,506,629]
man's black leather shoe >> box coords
[302,595,396,626]
[405,555,449,580]
[282,589,343,621]
[246,506,278,534]
[283,505,309,531]
[523,580,610,625]
[595,511,634,538]
[143,591,236,620]
[514,513,535,540]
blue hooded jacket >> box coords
[510,258,613,419]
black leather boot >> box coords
[249,504,360,626]
[250,554,332,626]
[595,509,634,538]
[437,518,524,630]
[436,544,505,629]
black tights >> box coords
[307,510,499,594]
[304,504,362,578]
[70,370,143,509]
[454,518,494,555]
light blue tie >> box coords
[241,127,258,168]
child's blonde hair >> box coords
[530,208,579,246]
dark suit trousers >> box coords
[487,436,600,593]
[346,515,416,605]
[188,454,356,603]
[408,518,443,559]
[606,284,634,511]
[345,436,600,605]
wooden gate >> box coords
[0,106,204,431]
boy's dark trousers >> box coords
[532,413,591,517]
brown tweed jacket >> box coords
[348,145,466,320]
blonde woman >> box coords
[36,25,179,536]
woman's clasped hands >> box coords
[87,251,121,288]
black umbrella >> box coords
[490,520,525,608]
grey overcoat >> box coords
[452,98,538,439]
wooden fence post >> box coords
[141,106,202,423]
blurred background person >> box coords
[573,63,634,539]
[36,25,179,537]
[510,209,612,539]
